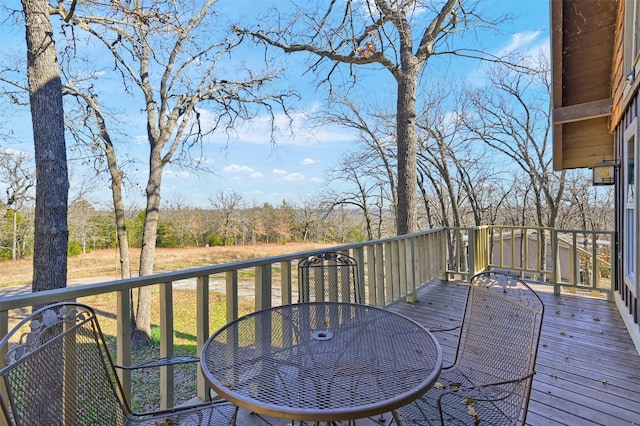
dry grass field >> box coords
[0,242,332,287]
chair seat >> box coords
[396,367,526,425]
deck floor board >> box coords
[386,279,640,426]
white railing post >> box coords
[281,260,292,305]
[116,288,132,405]
[226,270,238,322]
[159,281,174,409]
[255,265,272,310]
[196,275,210,401]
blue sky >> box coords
[0,1,550,210]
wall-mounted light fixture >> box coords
[626,68,636,83]
[592,159,618,186]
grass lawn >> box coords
[80,288,255,411]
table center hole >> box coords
[312,330,333,341]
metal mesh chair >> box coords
[298,251,361,303]
[0,302,237,426]
[394,271,544,426]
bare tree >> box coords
[320,98,398,218]
[416,90,505,228]
[325,151,387,240]
[210,191,244,245]
[246,203,267,244]
[20,0,71,293]
[68,198,96,254]
[60,0,292,344]
[464,53,564,229]
[272,201,296,244]
[0,149,34,260]
[297,198,324,243]
[63,87,134,279]
[1,4,134,280]
[236,0,506,235]
[559,169,615,231]
[417,118,464,231]
[162,197,210,247]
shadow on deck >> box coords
[387,279,640,426]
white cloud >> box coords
[163,170,191,179]
[222,164,264,178]
[0,148,31,158]
[467,30,550,87]
[283,172,304,181]
[273,168,305,181]
[301,158,316,165]
[223,164,255,173]
[199,104,357,147]
[499,31,543,56]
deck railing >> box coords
[0,228,448,410]
[0,225,615,412]
[441,226,615,300]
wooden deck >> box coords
[232,279,640,425]
[386,279,640,426]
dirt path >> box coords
[0,242,328,297]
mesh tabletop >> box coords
[201,302,442,422]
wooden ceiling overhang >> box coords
[551,0,617,171]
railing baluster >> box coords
[353,247,365,303]
[116,288,132,406]
[281,260,292,305]
[255,265,272,310]
[196,274,210,401]
[385,241,395,304]
[398,239,408,298]
[226,270,238,322]
[374,243,384,306]
[159,281,174,409]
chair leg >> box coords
[389,410,404,426]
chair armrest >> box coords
[428,325,461,369]
[115,355,199,370]
[428,324,460,333]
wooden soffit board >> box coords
[551,0,617,171]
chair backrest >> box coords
[459,271,544,422]
[0,303,129,426]
[297,251,361,303]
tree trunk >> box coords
[133,154,163,346]
[22,0,69,293]
[395,72,419,235]
[90,97,132,280]
[12,210,18,261]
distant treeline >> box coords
[0,199,373,260]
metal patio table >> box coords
[201,301,442,424]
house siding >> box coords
[551,0,617,170]
[615,93,639,330]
